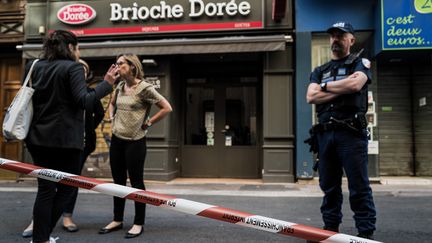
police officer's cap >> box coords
[327,22,355,34]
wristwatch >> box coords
[320,82,327,92]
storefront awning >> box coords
[18,35,291,59]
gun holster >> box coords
[304,126,320,172]
[304,126,319,154]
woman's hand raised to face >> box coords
[104,64,120,85]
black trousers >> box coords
[27,144,81,243]
[63,124,99,216]
[317,129,376,234]
[62,149,88,216]
[109,135,147,225]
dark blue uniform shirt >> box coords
[310,55,372,123]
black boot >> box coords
[324,226,339,232]
[357,231,374,240]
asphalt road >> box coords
[1,184,431,243]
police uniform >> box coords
[309,50,377,235]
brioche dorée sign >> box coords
[57,4,97,25]
[51,0,263,36]
[109,0,251,21]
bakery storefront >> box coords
[21,0,295,182]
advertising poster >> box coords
[382,0,432,50]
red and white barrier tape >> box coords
[0,158,381,243]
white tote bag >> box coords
[2,59,39,141]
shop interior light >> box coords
[284,35,293,42]
[142,59,157,66]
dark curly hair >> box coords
[42,30,78,61]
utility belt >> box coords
[313,113,367,134]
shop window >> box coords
[184,78,257,146]
[312,34,332,69]
[185,86,214,145]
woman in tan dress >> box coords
[99,54,172,239]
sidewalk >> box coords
[378,176,432,185]
[0,176,431,197]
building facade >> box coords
[4,0,428,182]
[19,0,296,182]
[0,0,26,180]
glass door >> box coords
[182,77,259,178]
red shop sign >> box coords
[57,4,97,25]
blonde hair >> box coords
[117,54,144,80]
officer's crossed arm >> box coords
[325,71,368,94]
[306,83,340,104]
[306,71,368,104]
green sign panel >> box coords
[382,0,432,50]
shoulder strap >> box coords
[113,89,119,110]
[112,82,123,116]
[344,48,364,66]
[23,59,39,88]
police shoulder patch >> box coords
[361,58,371,69]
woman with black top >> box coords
[22,59,105,238]
[25,30,118,243]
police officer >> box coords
[306,22,376,240]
